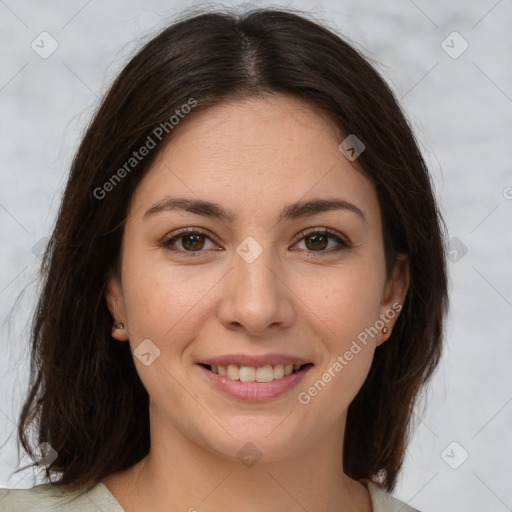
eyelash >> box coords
[159,227,352,257]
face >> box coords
[106,93,408,464]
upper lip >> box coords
[198,354,313,367]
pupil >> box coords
[306,234,327,251]
[183,234,205,251]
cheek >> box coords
[296,270,379,415]
[291,258,384,406]
[120,261,214,405]
[122,255,220,348]
[294,261,384,344]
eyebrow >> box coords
[142,196,366,223]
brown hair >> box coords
[15,5,448,495]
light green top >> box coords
[0,480,420,511]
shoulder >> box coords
[0,482,124,512]
[366,481,422,512]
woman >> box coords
[0,6,448,511]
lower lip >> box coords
[197,364,313,401]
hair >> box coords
[15,4,448,496]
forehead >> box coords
[128,94,380,226]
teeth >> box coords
[239,366,256,382]
[273,364,284,379]
[208,363,305,382]
[255,365,274,382]
[227,364,239,380]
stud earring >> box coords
[115,323,125,330]
[382,327,389,334]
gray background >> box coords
[1,0,511,510]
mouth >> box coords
[198,362,314,383]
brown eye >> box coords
[180,233,206,251]
[304,232,329,251]
[161,229,219,254]
[294,228,351,253]
[160,227,351,257]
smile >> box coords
[197,362,314,401]
[200,363,312,382]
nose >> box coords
[216,245,295,336]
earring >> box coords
[115,323,125,330]
[382,327,389,334]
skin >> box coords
[103,93,409,512]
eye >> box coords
[291,228,351,254]
[160,227,220,255]
[160,226,351,257]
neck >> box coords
[102,410,371,512]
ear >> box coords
[105,266,129,342]
[377,253,409,347]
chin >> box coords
[196,415,311,465]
